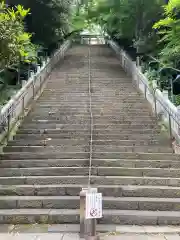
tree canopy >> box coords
[0,1,36,69]
[88,0,180,69]
[8,0,74,52]
[2,0,180,71]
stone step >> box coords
[14,135,89,141]
[28,117,156,123]
[19,123,159,130]
[33,103,148,109]
[93,146,172,153]
[35,102,149,106]
[41,88,143,93]
[7,139,160,147]
[20,124,90,130]
[33,106,152,113]
[0,196,180,211]
[17,128,161,135]
[39,92,142,95]
[0,159,89,168]
[25,118,156,125]
[1,175,180,186]
[2,184,180,198]
[43,84,137,88]
[92,90,147,94]
[0,158,178,168]
[29,113,155,119]
[42,91,144,95]
[39,93,144,97]
[14,133,162,141]
[28,119,91,124]
[27,114,155,122]
[0,167,93,177]
[0,166,179,178]
[37,99,147,103]
[39,91,143,95]
[3,145,89,153]
[0,152,89,160]
[4,145,172,153]
[32,109,153,115]
[43,83,132,86]
[1,152,178,160]
[30,108,152,113]
[0,209,179,225]
[92,152,180,160]
[29,107,151,112]
[8,139,89,146]
[37,101,148,105]
[41,89,89,92]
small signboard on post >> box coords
[80,187,102,239]
[85,192,102,219]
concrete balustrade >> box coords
[0,40,71,146]
[108,40,180,150]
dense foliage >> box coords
[8,0,74,53]
[0,1,36,69]
[2,0,180,104]
[153,0,180,67]
[78,0,180,104]
[84,0,180,67]
[85,0,164,56]
[0,0,77,104]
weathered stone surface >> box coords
[0,44,179,226]
[100,210,158,225]
[164,234,180,240]
[36,185,66,196]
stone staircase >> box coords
[0,45,179,226]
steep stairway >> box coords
[0,45,179,226]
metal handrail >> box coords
[108,39,180,147]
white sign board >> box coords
[85,192,102,219]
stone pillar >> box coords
[152,80,157,89]
[162,90,169,100]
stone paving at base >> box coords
[0,233,180,240]
[0,225,180,239]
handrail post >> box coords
[154,93,157,118]
[40,76,42,93]
[32,81,35,99]
[22,95,25,116]
[7,114,11,141]
[144,84,147,99]
[168,113,172,140]
[136,56,140,68]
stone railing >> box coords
[108,40,180,152]
[0,39,71,144]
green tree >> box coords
[0,1,36,69]
[87,0,164,55]
[153,0,180,67]
[8,0,75,52]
